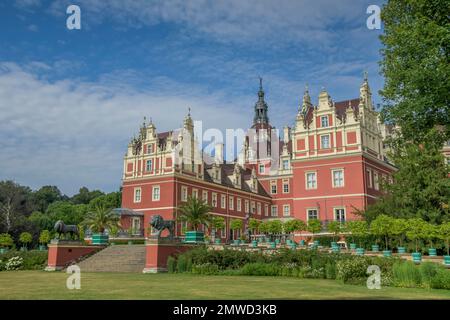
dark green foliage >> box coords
[167,256,176,273]
[392,261,423,288]
[240,263,280,276]
[430,268,450,290]
[0,250,47,271]
[192,263,220,275]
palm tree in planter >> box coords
[438,222,450,266]
[38,230,51,250]
[405,218,426,263]
[19,232,32,251]
[370,214,394,255]
[230,219,243,245]
[0,233,14,254]
[391,218,408,253]
[210,216,225,244]
[177,196,212,243]
[307,219,322,247]
[83,204,120,245]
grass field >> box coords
[0,271,449,300]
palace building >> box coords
[120,75,396,241]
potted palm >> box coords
[83,204,120,245]
[423,222,438,257]
[177,196,212,243]
[347,220,368,255]
[19,232,32,251]
[38,230,51,251]
[327,221,341,252]
[0,233,14,254]
[230,219,243,245]
[370,215,393,257]
[438,222,450,266]
[406,218,426,264]
[211,216,225,244]
[391,218,407,254]
[307,219,322,248]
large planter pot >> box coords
[233,239,241,246]
[299,240,305,246]
[331,246,340,253]
[397,247,406,254]
[251,240,258,248]
[269,242,276,249]
[275,239,280,245]
[444,256,450,266]
[383,250,392,257]
[215,238,221,244]
[428,248,437,257]
[290,244,297,250]
[350,243,357,250]
[286,239,292,245]
[39,245,47,251]
[0,248,7,254]
[184,231,205,243]
[20,247,27,252]
[356,248,365,256]
[313,240,320,246]
[371,245,379,252]
[412,252,422,264]
[331,242,337,248]
[92,233,109,245]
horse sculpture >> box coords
[54,220,79,240]
[150,215,175,239]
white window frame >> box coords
[134,187,141,203]
[181,186,188,202]
[245,200,249,213]
[282,159,289,170]
[152,185,160,201]
[283,204,290,217]
[264,204,269,216]
[282,179,289,193]
[229,196,234,210]
[307,208,318,220]
[251,201,256,214]
[202,190,208,203]
[257,202,261,215]
[321,115,329,128]
[259,164,265,174]
[221,195,226,209]
[146,159,153,172]
[192,188,199,199]
[270,180,277,194]
[366,169,373,188]
[237,198,242,212]
[212,193,218,207]
[320,134,330,149]
[271,205,278,217]
[332,169,344,188]
[147,143,154,154]
[334,207,346,222]
[374,172,379,190]
[305,171,317,190]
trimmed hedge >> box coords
[0,250,47,271]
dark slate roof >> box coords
[335,98,360,121]
[111,208,144,216]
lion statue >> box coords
[54,220,79,240]
[150,215,175,239]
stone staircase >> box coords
[75,245,146,273]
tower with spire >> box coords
[252,77,270,127]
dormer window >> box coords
[259,164,265,174]
[282,160,289,170]
[321,116,329,128]
[147,144,154,154]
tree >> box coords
[39,230,51,245]
[370,215,395,250]
[0,181,33,233]
[422,222,438,248]
[307,219,322,242]
[45,201,88,226]
[248,218,261,233]
[259,221,269,234]
[30,186,64,213]
[346,220,369,248]
[210,216,225,239]
[177,197,212,231]
[405,218,426,252]
[82,204,120,234]
[88,192,121,211]
[284,219,306,234]
[71,187,104,205]
[267,220,283,235]
[19,232,32,248]
[380,0,450,144]
[0,233,14,248]
[390,218,408,247]
[327,221,341,242]
[230,219,243,232]
[438,222,450,256]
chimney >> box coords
[214,143,224,164]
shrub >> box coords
[420,262,440,288]
[430,268,450,290]
[167,256,176,273]
[240,263,279,276]
[39,230,51,245]
[336,257,369,284]
[19,232,33,248]
[392,261,422,288]
[325,263,336,279]
[0,250,47,271]
[192,263,220,275]
[5,256,23,271]
[176,255,188,273]
[0,233,14,248]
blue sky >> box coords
[0,0,385,195]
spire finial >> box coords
[188,107,191,116]
[364,70,368,81]
[305,83,309,92]
[259,76,263,90]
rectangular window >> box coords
[306,172,317,189]
[321,115,329,128]
[334,208,345,222]
[270,180,277,194]
[192,189,198,199]
[271,205,278,217]
[283,205,290,217]
[374,172,379,190]
[212,193,218,207]
[146,160,153,172]
[202,190,208,202]
[245,200,249,213]
[321,135,330,149]
[251,201,255,214]
[283,179,289,193]
[221,195,226,209]
[366,169,373,188]
[264,204,269,217]
[332,169,344,188]
[237,198,242,212]
[147,144,154,154]
[134,187,141,203]
[282,160,289,170]
[307,209,318,220]
[181,186,188,202]
[257,202,261,215]
[152,186,160,201]
[259,164,265,174]
[229,196,234,210]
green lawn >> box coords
[0,271,449,300]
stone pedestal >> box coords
[45,240,104,271]
[142,238,194,273]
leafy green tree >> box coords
[28,211,53,231]
[177,197,212,231]
[267,220,283,235]
[438,222,450,255]
[346,220,369,248]
[380,0,450,144]
[391,218,408,247]
[0,180,33,233]
[370,215,395,250]
[39,230,51,245]
[284,219,306,234]
[307,219,322,242]
[230,219,243,232]
[0,233,14,248]
[19,232,32,248]
[210,216,225,239]
[71,187,104,205]
[422,222,438,249]
[327,221,341,242]
[258,221,269,234]
[88,192,121,211]
[45,201,88,226]
[31,186,64,213]
[82,205,120,234]
[248,218,261,234]
[405,218,427,252]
